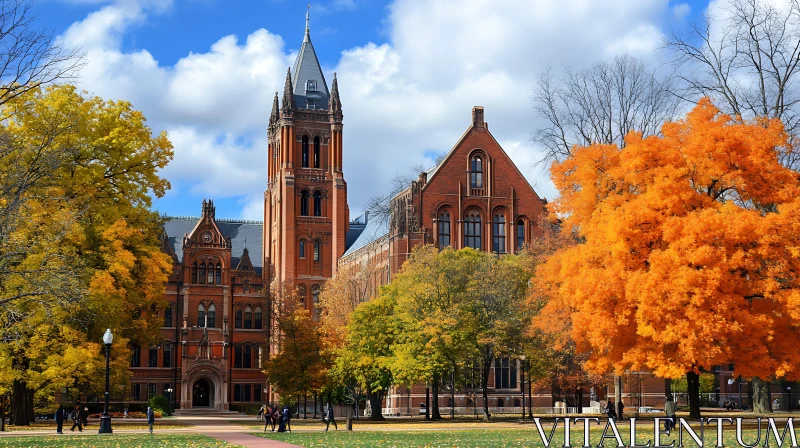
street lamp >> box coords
[99,329,113,434]
[166,388,173,416]
[519,355,526,421]
[787,386,792,412]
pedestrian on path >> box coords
[81,407,89,428]
[283,406,291,433]
[147,406,155,433]
[55,405,64,434]
[263,406,273,432]
[664,395,677,433]
[258,405,264,421]
[69,404,82,432]
[324,402,337,431]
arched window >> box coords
[198,263,206,285]
[235,308,243,329]
[244,306,252,329]
[517,219,525,250]
[313,191,322,216]
[130,344,141,367]
[438,211,451,250]
[197,304,206,327]
[299,240,306,258]
[493,214,506,254]
[498,398,505,408]
[215,263,222,285]
[207,303,216,328]
[297,285,306,304]
[207,262,215,284]
[301,135,309,167]
[254,307,262,328]
[313,240,320,262]
[464,211,482,250]
[313,136,320,168]
[471,155,483,189]
[192,262,198,284]
[300,191,309,216]
[311,285,320,321]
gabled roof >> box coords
[163,217,264,275]
[291,9,329,110]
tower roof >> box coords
[291,6,330,110]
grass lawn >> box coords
[255,427,780,447]
[3,420,193,431]
[0,434,235,447]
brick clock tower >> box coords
[264,9,349,327]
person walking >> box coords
[277,406,287,433]
[664,395,677,433]
[69,404,82,432]
[147,406,155,433]
[81,407,89,429]
[284,406,292,433]
[605,401,617,422]
[263,405,272,432]
[324,402,338,431]
[55,405,64,434]
[258,405,265,421]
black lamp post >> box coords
[99,329,113,434]
[519,355,526,421]
[166,388,173,416]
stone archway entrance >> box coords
[192,378,213,407]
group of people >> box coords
[54,403,88,434]
[257,403,339,432]
[54,403,155,434]
[259,404,292,433]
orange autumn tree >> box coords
[536,98,800,418]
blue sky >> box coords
[39,0,714,220]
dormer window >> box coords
[306,80,317,92]
[306,99,317,109]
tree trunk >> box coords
[614,375,623,419]
[481,358,492,421]
[665,378,672,399]
[11,380,29,426]
[303,394,307,419]
[367,389,385,421]
[576,387,583,413]
[425,386,430,420]
[686,371,701,419]
[751,377,773,414]
[451,366,456,420]
[431,374,442,420]
[313,393,317,419]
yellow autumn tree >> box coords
[536,99,800,418]
[0,85,173,425]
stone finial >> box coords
[281,68,295,116]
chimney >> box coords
[472,106,485,129]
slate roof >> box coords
[291,15,330,110]
[341,216,389,258]
[163,217,264,275]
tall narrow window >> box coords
[313,136,320,168]
[148,383,157,399]
[313,240,320,262]
[234,345,242,368]
[297,285,306,304]
[313,191,322,216]
[301,135,309,167]
[471,156,483,189]
[130,344,141,367]
[254,307,262,329]
[131,384,141,401]
[207,263,214,284]
[216,263,222,285]
[494,357,518,389]
[517,219,525,250]
[438,211,451,249]
[192,263,198,284]
[234,384,242,401]
[244,306,252,329]
[163,343,172,368]
[464,211,482,250]
[148,347,158,367]
[164,306,172,327]
[299,240,306,258]
[243,344,252,368]
[197,304,206,328]
[235,309,243,329]
[493,214,506,254]
[311,285,320,321]
[300,191,309,216]
[207,303,216,328]
[198,263,206,284]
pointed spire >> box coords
[270,92,279,125]
[329,72,343,122]
[281,67,295,116]
[304,4,310,43]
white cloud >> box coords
[61,0,677,220]
[673,3,691,19]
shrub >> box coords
[148,395,171,416]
